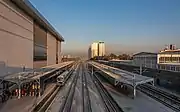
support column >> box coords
[91,67,93,75]
[18,84,21,99]
[39,78,41,97]
[152,80,154,86]
[133,86,136,98]
[140,65,142,75]
[18,76,21,99]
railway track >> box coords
[32,86,60,112]
[139,84,180,112]
[90,70,123,112]
[32,63,78,112]
[59,65,80,112]
[82,64,92,112]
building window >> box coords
[172,57,178,63]
[160,65,165,70]
[33,23,47,61]
[171,66,176,71]
[166,65,170,71]
[176,67,180,72]
[34,45,47,61]
[159,57,165,63]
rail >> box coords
[59,65,80,112]
[82,64,92,112]
[90,69,123,112]
[139,84,180,112]
[31,63,76,112]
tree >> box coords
[108,53,117,60]
[118,54,131,60]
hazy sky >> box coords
[30,0,180,56]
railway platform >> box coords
[0,83,56,112]
[0,61,74,100]
[89,61,154,97]
[104,82,175,112]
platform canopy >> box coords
[89,61,154,97]
[1,61,74,84]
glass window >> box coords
[171,66,176,71]
[176,67,180,72]
[34,45,47,61]
[33,23,47,61]
[166,65,170,71]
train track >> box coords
[90,70,123,112]
[139,84,180,112]
[59,65,80,112]
[32,63,78,112]
[82,64,92,112]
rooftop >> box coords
[133,52,157,56]
[159,49,180,54]
[11,0,64,41]
[2,61,74,84]
[90,61,154,87]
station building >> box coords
[0,0,64,76]
[133,52,158,69]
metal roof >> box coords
[133,52,157,56]
[159,50,180,54]
[2,61,74,84]
[11,0,64,41]
[90,61,154,87]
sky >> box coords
[30,0,180,56]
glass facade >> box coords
[33,23,47,61]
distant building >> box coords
[157,45,180,72]
[91,42,99,58]
[88,47,91,59]
[98,42,105,56]
[89,41,105,59]
[133,52,157,69]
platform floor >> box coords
[103,82,175,112]
[0,83,56,112]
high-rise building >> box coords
[98,42,105,56]
[91,42,99,58]
[89,41,105,59]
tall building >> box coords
[0,0,64,76]
[91,42,99,58]
[98,42,105,56]
[89,41,105,59]
[88,47,91,59]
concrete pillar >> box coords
[140,65,142,75]
[133,86,136,98]
[39,78,41,97]
[18,84,21,99]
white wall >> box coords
[0,1,33,76]
[47,33,56,65]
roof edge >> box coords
[11,0,64,42]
